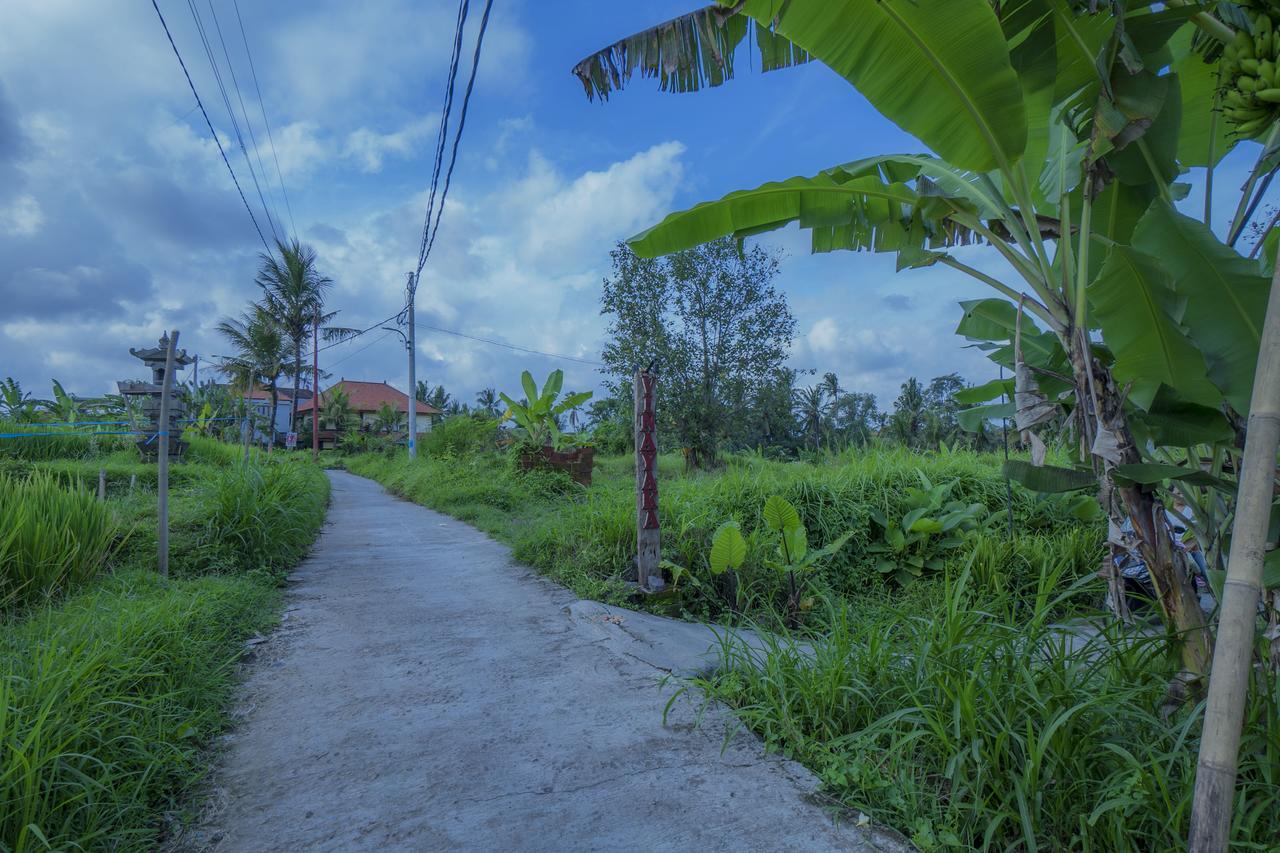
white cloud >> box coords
[345,116,437,173]
[0,194,44,236]
[807,317,839,353]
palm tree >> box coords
[216,305,292,445]
[373,401,404,434]
[820,371,841,405]
[475,387,500,418]
[256,239,338,435]
[793,385,827,450]
[0,377,35,422]
[321,386,354,434]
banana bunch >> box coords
[1223,3,1280,139]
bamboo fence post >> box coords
[1189,244,1280,851]
[157,330,179,579]
[129,473,137,493]
[634,368,660,591]
[97,469,106,502]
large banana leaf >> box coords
[1170,30,1235,167]
[1131,201,1270,415]
[576,0,1027,174]
[1087,244,1221,411]
[627,167,979,259]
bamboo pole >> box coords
[1189,245,1280,851]
[97,469,106,502]
[157,330,179,579]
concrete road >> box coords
[193,471,902,852]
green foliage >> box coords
[421,415,499,458]
[866,470,992,585]
[0,421,130,462]
[696,570,1280,850]
[0,570,280,851]
[498,369,592,449]
[349,445,1099,623]
[186,461,329,577]
[0,471,123,610]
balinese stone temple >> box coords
[118,333,193,460]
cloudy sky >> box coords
[0,1,1263,412]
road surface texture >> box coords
[190,471,906,852]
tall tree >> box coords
[475,387,501,418]
[257,239,336,435]
[216,305,292,443]
[830,391,880,448]
[600,237,794,469]
[889,377,927,449]
[793,385,827,450]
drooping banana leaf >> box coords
[954,377,1014,405]
[1131,200,1270,415]
[1128,384,1235,447]
[627,169,980,259]
[1170,28,1235,167]
[1003,459,1097,492]
[1087,244,1222,410]
[1112,462,1234,493]
[957,401,1015,432]
[954,298,1065,369]
[576,0,1027,175]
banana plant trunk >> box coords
[1068,329,1213,678]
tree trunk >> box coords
[1068,328,1212,677]
[1189,243,1280,851]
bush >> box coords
[0,570,279,850]
[0,470,123,610]
[697,568,1280,850]
[421,415,500,457]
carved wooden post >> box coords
[634,368,660,591]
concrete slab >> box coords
[186,471,907,852]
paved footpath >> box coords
[194,471,902,852]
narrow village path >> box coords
[196,471,900,852]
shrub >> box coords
[422,415,500,458]
[0,570,279,850]
[0,471,123,609]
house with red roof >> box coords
[296,379,440,449]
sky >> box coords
[0,1,1265,413]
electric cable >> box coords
[150,0,271,252]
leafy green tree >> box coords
[830,391,881,448]
[600,238,794,469]
[216,305,293,442]
[373,401,404,434]
[321,387,355,434]
[475,387,501,417]
[793,385,828,450]
[0,377,35,422]
[256,239,348,435]
[888,378,927,449]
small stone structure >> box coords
[118,334,193,460]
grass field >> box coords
[0,431,329,851]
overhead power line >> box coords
[421,0,493,268]
[232,0,297,241]
[186,0,282,246]
[419,323,604,367]
[150,0,272,252]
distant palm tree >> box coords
[321,386,355,433]
[475,387,500,418]
[373,401,404,434]
[820,371,841,404]
[216,305,292,443]
[793,385,827,450]
[256,239,341,435]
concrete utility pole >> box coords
[406,271,418,460]
[312,311,320,463]
[634,367,660,591]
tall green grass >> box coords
[0,471,122,609]
[0,422,130,462]
[0,570,280,851]
[349,446,1102,618]
[696,564,1280,851]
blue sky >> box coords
[0,1,1264,412]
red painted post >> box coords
[634,368,660,591]
[312,311,320,462]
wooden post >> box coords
[157,330,179,579]
[97,469,106,502]
[634,368,661,591]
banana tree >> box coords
[499,369,593,449]
[571,0,1280,678]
